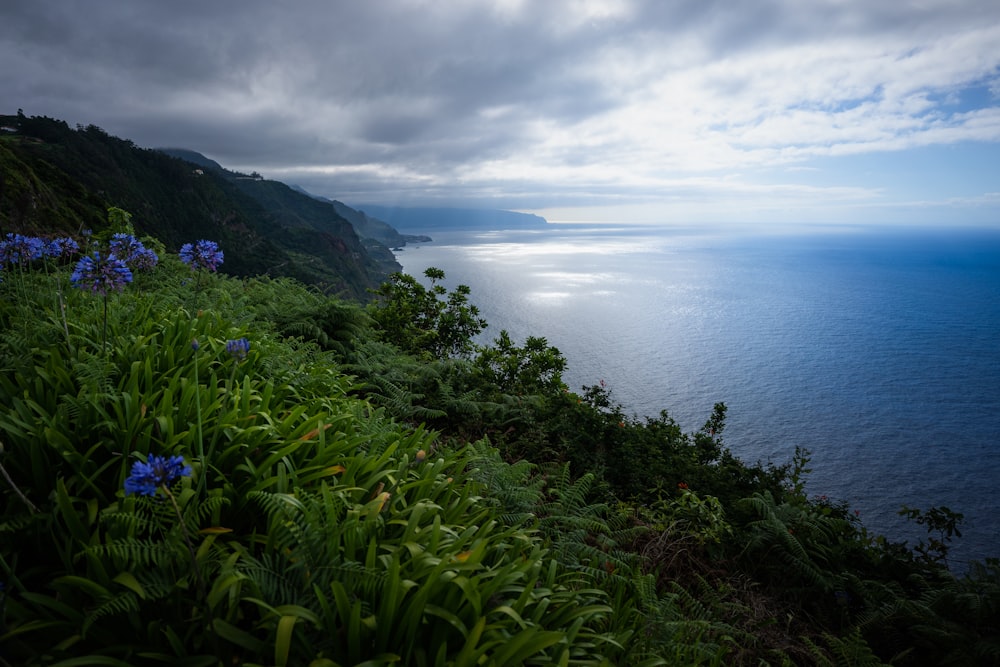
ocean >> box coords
[394,223,1000,566]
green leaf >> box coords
[48,658,136,667]
[274,615,296,667]
[213,618,266,653]
[112,571,146,599]
[52,575,110,599]
[490,628,565,665]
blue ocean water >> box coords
[395,223,1000,566]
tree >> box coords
[474,329,566,396]
[368,267,487,358]
[107,206,135,236]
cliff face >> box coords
[0,114,399,300]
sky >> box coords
[3,0,999,227]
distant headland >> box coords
[348,204,549,233]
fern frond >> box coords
[88,538,176,569]
[239,553,308,605]
[804,628,888,667]
[82,590,140,634]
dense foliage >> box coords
[1,226,997,666]
[0,113,395,299]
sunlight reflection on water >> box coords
[398,225,1000,566]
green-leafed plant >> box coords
[368,267,486,359]
[0,240,672,665]
[2,224,998,667]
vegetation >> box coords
[1,224,997,666]
[0,113,395,299]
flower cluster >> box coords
[46,236,80,259]
[226,337,251,361]
[124,453,192,496]
[109,233,158,272]
[0,233,83,272]
[0,233,47,267]
[179,240,224,272]
[70,250,133,295]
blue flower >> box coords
[225,337,250,361]
[110,234,158,271]
[124,454,192,496]
[109,233,142,261]
[46,236,80,259]
[179,240,224,272]
[133,247,159,271]
[70,250,133,295]
[0,233,46,267]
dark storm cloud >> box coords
[4,2,624,155]
[2,0,999,220]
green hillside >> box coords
[0,113,396,300]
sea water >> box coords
[394,223,1000,566]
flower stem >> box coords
[162,486,204,594]
[162,485,219,656]
[102,292,108,354]
[57,287,73,355]
[193,341,207,496]
[0,442,38,514]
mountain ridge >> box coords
[288,184,432,248]
[0,113,396,300]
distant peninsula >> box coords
[348,204,549,233]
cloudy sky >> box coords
[4,0,999,226]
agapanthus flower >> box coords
[70,250,133,295]
[109,234,158,271]
[109,233,142,261]
[0,233,46,267]
[124,453,192,496]
[225,337,250,361]
[46,236,80,259]
[179,240,224,272]
[133,247,159,271]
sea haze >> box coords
[395,223,1000,566]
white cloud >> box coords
[2,0,998,223]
